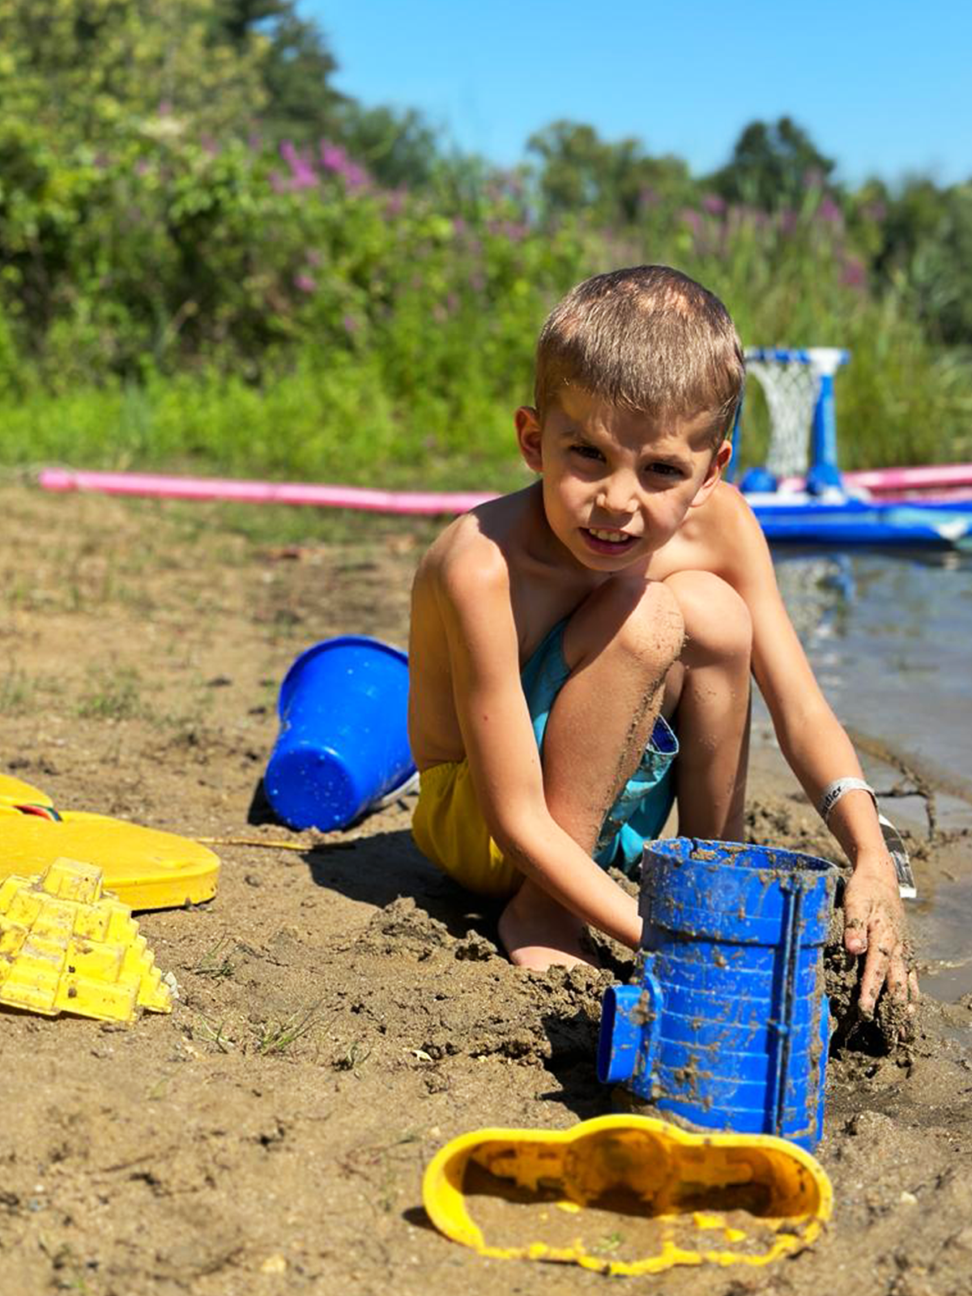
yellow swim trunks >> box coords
[412,759,519,899]
[411,619,678,899]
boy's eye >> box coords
[570,443,604,462]
[646,462,682,478]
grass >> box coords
[193,937,238,981]
[4,311,970,495]
[190,1014,237,1054]
[333,1040,372,1076]
[0,668,34,716]
[251,1002,324,1056]
[75,666,146,721]
[0,668,62,716]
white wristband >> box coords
[818,777,875,823]
[816,777,916,900]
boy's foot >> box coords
[498,880,599,971]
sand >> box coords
[1,482,970,1296]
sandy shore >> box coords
[1,483,970,1296]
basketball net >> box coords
[743,350,821,479]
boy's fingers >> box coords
[886,948,910,1003]
[843,908,868,956]
[858,939,894,1017]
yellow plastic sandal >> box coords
[423,1114,832,1276]
[0,774,55,806]
[0,774,219,910]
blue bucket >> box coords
[264,636,416,831]
[597,838,836,1150]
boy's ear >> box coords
[515,406,543,472]
[689,438,734,508]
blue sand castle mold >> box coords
[264,636,416,831]
[597,838,836,1151]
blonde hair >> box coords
[535,265,744,443]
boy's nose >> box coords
[596,476,637,515]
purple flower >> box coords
[133,158,150,177]
[680,208,703,235]
[701,193,726,216]
[305,249,323,267]
[158,99,173,117]
[279,140,318,190]
[487,219,528,242]
[468,271,486,292]
[342,314,360,334]
[778,207,798,236]
[840,255,867,289]
[384,188,407,216]
[818,195,843,225]
[318,140,370,190]
[294,273,316,294]
[452,216,467,236]
[319,141,349,173]
[343,161,369,190]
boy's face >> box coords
[515,387,732,571]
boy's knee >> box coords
[614,580,685,673]
[665,572,752,661]
[566,578,684,682]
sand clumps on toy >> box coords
[0,857,174,1023]
[422,1114,833,1276]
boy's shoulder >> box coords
[415,496,520,610]
[417,487,538,590]
[662,480,767,570]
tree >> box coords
[0,0,269,143]
[249,6,347,143]
[877,178,972,345]
[527,120,691,224]
[712,117,836,210]
[336,104,443,189]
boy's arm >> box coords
[715,492,913,1014]
[435,545,642,948]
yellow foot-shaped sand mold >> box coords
[0,774,219,911]
[423,1114,832,1276]
[0,858,173,1023]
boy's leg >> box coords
[499,578,684,969]
[662,571,752,840]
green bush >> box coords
[1,120,970,487]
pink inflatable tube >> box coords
[39,468,497,516]
[779,462,972,495]
[38,461,972,514]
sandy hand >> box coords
[842,862,919,1018]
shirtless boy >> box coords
[408,265,914,1016]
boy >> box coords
[408,265,914,1018]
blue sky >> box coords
[300,0,971,187]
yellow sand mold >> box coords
[423,1114,832,1276]
[0,858,173,1022]
[0,774,219,910]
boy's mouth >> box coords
[581,527,638,555]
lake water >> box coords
[767,547,972,1000]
